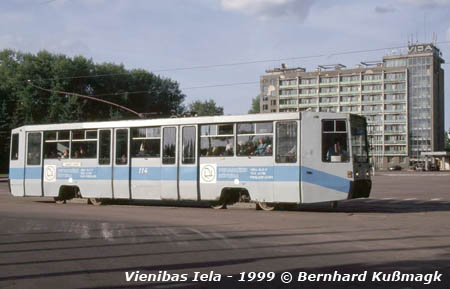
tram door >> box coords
[160,127,178,200]
[24,132,43,196]
[9,133,24,196]
[97,129,113,198]
[130,127,161,200]
[113,128,130,199]
[300,115,325,202]
[178,126,198,200]
[273,121,300,203]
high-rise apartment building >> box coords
[260,43,445,169]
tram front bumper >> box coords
[348,179,372,199]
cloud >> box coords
[220,0,314,21]
[45,0,107,7]
[398,0,450,8]
[375,5,396,13]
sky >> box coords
[1,0,450,129]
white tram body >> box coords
[9,112,371,206]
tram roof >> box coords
[12,112,355,132]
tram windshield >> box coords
[350,116,369,163]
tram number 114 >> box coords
[138,168,148,175]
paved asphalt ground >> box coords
[0,172,449,289]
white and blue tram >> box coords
[8,112,371,210]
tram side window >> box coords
[116,129,128,165]
[11,134,19,160]
[44,131,70,159]
[276,122,297,163]
[99,130,111,165]
[162,127,176,164]
[322,120,349,162]
[27,133,41,165]
[71,130,97,159]
[182,126,196,164]
[237,122,273,157]
[200,124,234,157]
[131,127,161,158]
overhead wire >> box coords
[26,79,259,117]
[33,54,326,82]
[27,41,450,101]
[29,40,450,83]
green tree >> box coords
[248,95,260,114]
[188,99,224,116]
[0,49,187,173]
[0,98,10,172]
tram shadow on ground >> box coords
[34,197,450,214]
[34,198,212,208]
[292,198,450,214]
[103,199,213,208]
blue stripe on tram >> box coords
[10,165,350,192]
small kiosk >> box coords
[420,152,450,171]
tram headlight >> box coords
[366,171,370,177]
[355,172,360,177]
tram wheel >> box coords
[256,202,275,211]
[210,202,227,209]
[88,198,103,206]
[54,197,66,204]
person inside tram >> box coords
[120,153,127,164]
[246,142,255,155]
[237,141,246,155]
[79,146,86,158]
[225,142,233,156]
[326,138,345,162]
[255,138,267,156]
[137,143,147,157]
[266,144,272,155]
[61,149,69,159]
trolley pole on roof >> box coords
[27,80,144,119]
